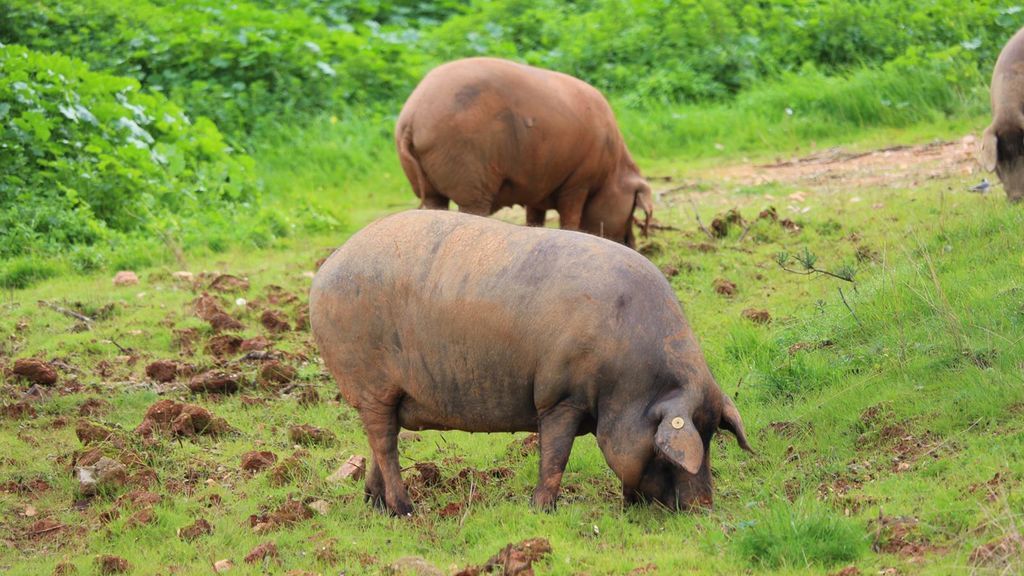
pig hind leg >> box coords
[358,402,413,516]
[364,459,385,508]
[997,129,1024,202]
[531,403,586,510]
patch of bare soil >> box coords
[177,518,213,541]
[245,541,279,564]
[241,451,277,473]
[261,310,292,333]
[455,538,553,576]
[11,358,58,385]
[188,370,243,394]
[969,532,1024,569]
[209,274,250,293]
[870,513,947,562]
[706,137,978,193]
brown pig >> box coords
[981,26,1024,201]
[309,211,751,516]
[395,57,653,246]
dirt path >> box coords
[658,135,982,201]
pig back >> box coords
[310,211,688,432]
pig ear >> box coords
[979,127,998,172]
[654,415,704,475]
[720,395,754,454]
[633,183,654,238]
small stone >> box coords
[77,457,128,497]
[327,455,366,482]
[112,271,138,287]
[213,559,234,573]
[172,271,194,282]
[388,556,444,576]
[307,499,331,515]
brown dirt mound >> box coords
[75,420,125,447]
[969,532,1024,568]
[288,424,336,447]
[96,555,130,574]
[145,360,179,383]
[135,399,231,439]
[12,358,58,385]
[245,542,279,564]
[177,518,213,541]
[241,451,278,473]
[713,278,737,296]
[78,398,111,417]
[240,336,271,352]
[741,308,771,324]
[209,274,250,292]
[293,304,310,331]
[188,370,242,394]
[261,310,292,333]
[456,538,552,576]
[268,450,309,487]
[1,402,37,420]
[205,335,243,358]
[259,361,296,387]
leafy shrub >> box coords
[0,0,417,135]
[0,43,257,258]
[0,256,62,289]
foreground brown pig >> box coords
[981,26,1024,201]
[395,57,653,246]
[310,211,751,516]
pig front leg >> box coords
[531,403,586,510]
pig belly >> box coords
[396,379,539,433]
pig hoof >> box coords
[530,491,558,512]
[389,499,414,517]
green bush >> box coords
[0,43,257,258]
[0,0,417,136]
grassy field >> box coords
[2,120,1023,575]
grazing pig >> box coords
[395,57,653,247]
[980,26,1024,201]
[310,211,751,515]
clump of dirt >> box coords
[205,335,243,359]
[507,433,539,458]
[829,567,862,576]
[75,420,125,448]
[96,555,130,574]
[240,336,271,352]
[438,501,463,518]
[11,358,58,385]
[209,274,250,293]
[293,304,310,331]
[188,370,242,394]
[327,455,366,483]
[1,477,51,496]
[259,361,296,387]
[241,451,278,473]
[455,538,552,576]
[288,424,336,447]
[266,285,299,306]
[245,541,279,564]
[660,265,680,278]
[193,293,244,332]
[741,308,771,324]
[250,498,313,533]
[406,462,443,499]
[713,278,737,297]
[268,450,309,487]
[209,312,244,332]
[297,386,320,406]
[174,328,201,355]
[135,399,231,439]
[126,507,155,527]
[710,208,745,238]
[765,420,812,439]
[78,398,111,417]
[145,360,180,383]
[969,532,1024,568]
[1,401,37,420]
[177,518,213,541]
[261,310,292,333]
[870,513,946,560]
[52,561,77,575]
[24,518,65,541]
[968,471,1013,502]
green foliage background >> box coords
[0,0,1020,275]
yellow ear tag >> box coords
[671,417,685,430]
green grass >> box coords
[2,122,1023,574]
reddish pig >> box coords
[310,211,751,515]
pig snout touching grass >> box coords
[981,26,1024,202]
[309,211,751,516]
